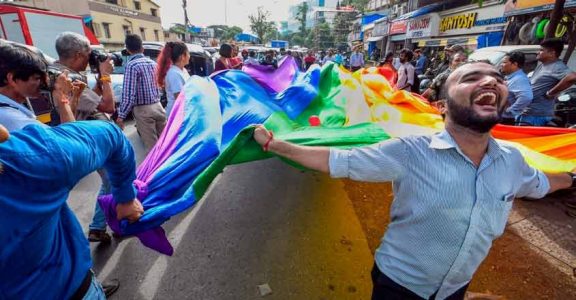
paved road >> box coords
[67,123,374,299]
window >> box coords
[150,8,157,17]
[123,25,131,36]
[102,23,111,39]
[140,27,146,40]
[134,1,141,10]
[154,30,159,41]
[92,23,102,38]
[105,0,118,4]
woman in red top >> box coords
[214,43,234,72]
[304,50,316,70]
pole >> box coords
[225,0,228,25]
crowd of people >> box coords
[1,31,575,300]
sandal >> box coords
[88,229,112,243]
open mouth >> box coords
[472,90,499,110]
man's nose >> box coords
[479,74,498,86]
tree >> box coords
[332,9,356,51]
[249,7,276,44]
[313,20,334,49]
[207,25,243,42]
[296,1,309,37]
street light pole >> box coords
[225,0,228,25]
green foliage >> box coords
[249,7,277,44]
[296,1,309,37]
[207,25,244,41]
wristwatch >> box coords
[569,172,576,189]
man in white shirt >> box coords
[397,48,415,92]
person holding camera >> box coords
[54,32,118,245]
[0,42,76,130]
[116,34,166,153]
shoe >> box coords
[88,229,112,243]
[102,279,119,297]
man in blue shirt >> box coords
[414,48,428,76]
[0,121,144,299]
[518,39,571,126]
[0,42,76,130]
[252,62,575,299]
[499,51,533,125]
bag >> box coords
[405,67,420,93]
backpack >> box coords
[405,67,420,93]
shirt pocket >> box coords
[482,193,514,238]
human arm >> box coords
[117,62,138,126]
[253,126,407,182]
[56,121,143,221]
[52,71,76,124]
[546,171,574,194]
[547,72,576,98]
[94,57,115,114]
[506,77,533,116]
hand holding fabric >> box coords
[116,198,144,223]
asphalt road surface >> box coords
[67,122,374,299]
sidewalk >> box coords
[342,180,576,300]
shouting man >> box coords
[252,62,575,300]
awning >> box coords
[366,36,384,42]
[390,34,407,42]
[414,36,478,47]
[394,1,445,21]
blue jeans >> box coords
[516,115,553,126]
[82,274,106,300]
[89,169,111,231]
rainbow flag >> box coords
[98,57,576,255]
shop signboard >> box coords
[389,20,407,35]
[406,13,440,39]
[372,20,389,37]
[439,4,507,36]
[504,0,576,16]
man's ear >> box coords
[5,72,17,88]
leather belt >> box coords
[69,269,92,300]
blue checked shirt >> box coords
[329,130,550,299]
[119,53,161,119]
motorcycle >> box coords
[552,91,576,128]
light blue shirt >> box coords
[350,52,364,67]
[0,94,39,131]
[504,69,533,118]
[329,130,549,299]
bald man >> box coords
[251,62,576,300]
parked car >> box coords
[468,45,576,75]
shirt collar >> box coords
[0,93,35,118]
[429,130,506,160]
[505,69,524,79]
[129,53,145,61]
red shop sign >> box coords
[390,20,407,34]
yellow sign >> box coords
[440,13,477,32]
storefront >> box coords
[367,18,389,61]
[415,3,507,50]
[407,13,440,48]
[386,19,407,54]
[503,0,576,45]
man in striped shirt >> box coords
[116,34,166,152]
[252,62,576,299]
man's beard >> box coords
[446,96,504,133]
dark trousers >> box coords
[371,264,469,300]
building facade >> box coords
[14,0,163,49]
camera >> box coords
[88,50,123,73]
[40,65,85,92]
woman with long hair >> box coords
[214,43,233,72]
[156,41,190,117]
[378,51,398,84]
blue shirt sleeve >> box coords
[51,121,137,202]
[506,75,533,117]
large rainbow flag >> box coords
[98,57,576,255]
